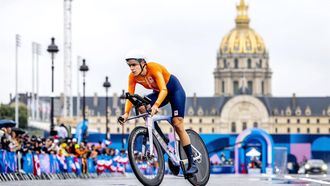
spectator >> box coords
[9,130,20,152]
[57,123,69,139]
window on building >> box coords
[317,118,320,124]
[199,128,202,133]
[307,119,310,124]
[212,128,215,133]
[297,119,300,124]
[253,122,258,128]
[259,59,263,68]
[307,128,310,133]
[199,118,202,123]
[189,119,192,124]
[261,81,264,95]
[275,128,278,133]
[212,119,215,123]
[297,128,300,133]
[117,127,120,133]
[248,81,253,94]
[287,128,291,133]
[222,81,225,93]
[231,122,236,133]
[224,59,227,68]
[275,118,278,123]
[233,81,239,94]
[234,58,239,68]
[242,122,247,131]
[247,59,252,68]
[287,119,290,124]
[126,128,130,133]
[317,128,320,133]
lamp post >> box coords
[47,37,59,135]
[119,89,126,149]
[103,76,111,140]
[79,59,89,121]
[15,34,21,127]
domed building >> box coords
[214,0,272,96]
[26,0,330,165]
[29,0,330,137]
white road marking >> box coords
[299,177,330,185]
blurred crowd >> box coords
[0,125,129,175]
[1,126,112,158]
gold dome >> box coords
[220,0,266,54]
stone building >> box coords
[36,0,330,136]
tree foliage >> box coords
[0,104,28,128]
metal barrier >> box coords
[0,150,128,182]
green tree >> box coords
[0,104,28,128]
[0,104,14,119]
[18,105,28,128]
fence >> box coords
[0,149,130,182]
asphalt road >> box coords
[1,174,330,186]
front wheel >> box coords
[179,129,210,186]
[128,126,165,186]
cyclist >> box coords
[118,49,198,175]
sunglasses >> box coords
[127,63,139,67]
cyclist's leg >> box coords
[172,119,198,175]
[168,76,198,175]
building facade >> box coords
[28,0,330,136]
[214,0,272,96]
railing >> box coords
[0,149,130,182]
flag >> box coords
[33,154,41,176]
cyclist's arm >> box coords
[124,74,136,115]
[154,71,168,107]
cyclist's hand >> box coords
[150,105,159,116]
[118,113,128,125]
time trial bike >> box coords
[118,93,210,186]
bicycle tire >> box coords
[179,129,210,186]
[128,126,165,186]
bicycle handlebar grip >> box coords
[125,92,130,99]
[117,116,125,124]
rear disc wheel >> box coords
[179,129,210,186]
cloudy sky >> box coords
[0,0,329,104]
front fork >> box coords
[146,116,154,156]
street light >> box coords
[103,76,111,140]
[79,59,89,121]
[119,89,126,149]
[47,37,59,136]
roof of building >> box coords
[12,93,330,117]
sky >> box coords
[0,0,329,104]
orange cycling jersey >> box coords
[124,62,171,114]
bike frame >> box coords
[127,113,202,167]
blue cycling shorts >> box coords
[147,75,186,118]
